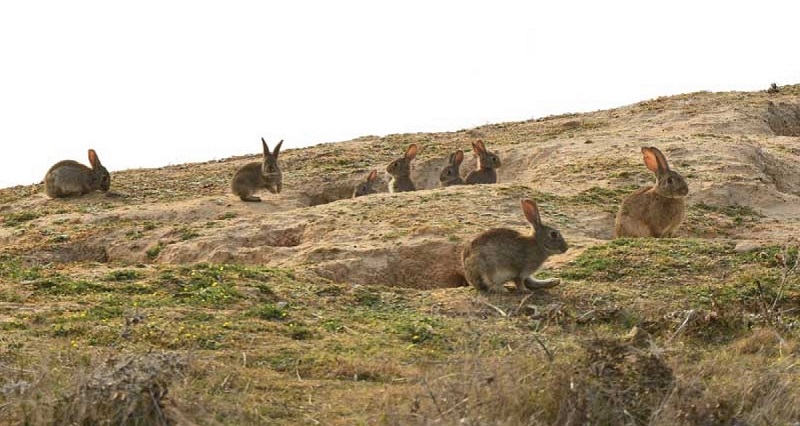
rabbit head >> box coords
[642,146,688,198]
[439,150,465,186]
[88,149,111,191]
[386,143,417,178]
[523,198,568,255]
[261,138,283,177]
[472,140,501,170]
[353,169,379,198]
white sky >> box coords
[1,1,798,188]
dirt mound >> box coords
[151,202,468,289]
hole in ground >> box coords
[754,146,800,196]
[300,176,385,206]
[252,224,307,247]
[766,102,800,136]
[33,241,109,263]
[308,240,467,290]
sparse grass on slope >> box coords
[1,237,798,424]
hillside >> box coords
[1,86,799,425]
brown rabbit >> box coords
[614,146,689,238]
[439,150,465,187]
[353,169,379,198]
[231,138,283,202]
[386,144,418,193]
[44,149,110,198]
[465,140,501,184]
[462,199,568,293]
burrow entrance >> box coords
[766,102,800,136]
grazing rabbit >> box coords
[386,143,418,193]
[462,199,568,293]
[465,140,501,184]
[353,169,379,198]
[439,150,465,187]
[614,146,689,238]
[231,138,283,202]
[44,149,110,198]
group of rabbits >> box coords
[353,140,502,197]
[43,140,688,294]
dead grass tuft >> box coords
[1,351,188,426]
[54,352,188,425]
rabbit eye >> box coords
[446,170,452,175]
[550,231,559,239]
[666,177,673,184]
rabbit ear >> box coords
[642,146,669,174]
[521,199,542,228]
[368,169,378,182]
[261,138,270,155]
[472,140,485,155]
[454,149,464,165]
[405,144,418,159]
[88,149,101,168]
[273,140,284,157]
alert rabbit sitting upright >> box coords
[231,138,284,202]
[44,149,110,198]
[465,140,501,184]
[386,144,418,193]
[614,146,689,238]
[462,199,568,293]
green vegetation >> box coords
[3,233,800,425]
[32,277,110,296]
[146,242,164,259]
[691,201,764,225]
[103,269,143,281]
[248,302,289,320]
[568,185,638,213]
[2,211,40,226]
[178,226,200,241]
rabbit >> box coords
[231,138,284,202]
[439,150,465,187]
[353,169,379,198]
[465,140,501,184]
[386,143,418,193]
[44,149,110,198]
[462,198,568,293]
[614,146,689,238]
